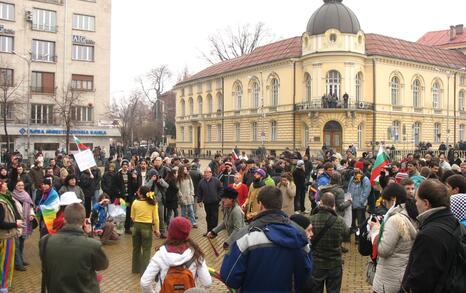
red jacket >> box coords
[230,183,248,207]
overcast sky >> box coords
[110,0,466,100]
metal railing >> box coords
[295,100,375,111]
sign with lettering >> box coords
[18,128,108,136]
[0,25,15,35]
[72,35,95,45]
[74,149,97,171]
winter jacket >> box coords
[316,172,331,189]
[347,176,371,209]
[189,167,203,196]
[212,204,244,237]
[264,175,276,186]
[140,245,212,293]
[164,179,179,209]
[220,210,312,292]
[310,207,349,270]
[92,203,109,230]
[198,177,223,204]
[58,184,85,202]
[101,171,117,200]
[245,181,265,216]
[320,184,349,217]
[208,160,220,176]
[218,170,236,188]
[145,178,169,204]
[40,225,109,293]
[293,168,306,190]
[114,170,138,202]
[371,205,418,293]
[177,177,195,206]
[401,207,459,293]
[450,193,466,221]
[29,166,44,189]
[230,183,248,207]
[79,172,98,199]
[278,181,296,216]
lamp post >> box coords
[13,52,32,164]
[446,71,451,150]
[260,71,265,149]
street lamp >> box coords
[446,70,451,149]
[13,51,32,164]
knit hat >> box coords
[221,186,238,199]
[121,159,129,166]
[168,217,192,241]
[224,161,233,167]
[254,168,266,177]
[148,168,158,177]
[290,214,311,229]
[355,160,364,170]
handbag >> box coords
[30,217,38,230]
[366,260,377,285]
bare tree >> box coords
[202,22,272,64]
[110,92,145,148]
[176,65,191,83]
[0,66,24,153]
[138,65,172,106]
[51,85,84,154]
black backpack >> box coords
[434,221,466,293]
[358,217,373,257]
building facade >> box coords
[175,0,466,156]
[0,0,118,159]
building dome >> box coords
[306,0,361,35]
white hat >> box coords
[59,192,82,206]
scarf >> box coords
[12,189,33,236]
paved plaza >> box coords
[10,204,372,293]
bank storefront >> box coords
[4,125,120,158]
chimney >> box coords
[450,25,457,40]
[456,24,464,35]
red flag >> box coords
[232,150,239,161]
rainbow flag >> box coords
[73,135,89,151]
[208,267,236,293]
[37,189,60,234]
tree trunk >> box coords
[2,106,9,153]
[65,123,70,154]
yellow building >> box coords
[175,0,466,156]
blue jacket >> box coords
[220,210,312,293]
[316,172,331,189]
[92,203,108,230]
[347,176,371,209]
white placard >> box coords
[74,149,97,171]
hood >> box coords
[158,245,195,267]
[263,223,309,249]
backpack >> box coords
[434,222,466,293]
[160,257,196,293]
[358,217,373,257]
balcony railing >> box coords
[31,0,64,4]
[32,55,57,63]
[32,23,58,33]
[294,100,374,112]
[31,86,56,94]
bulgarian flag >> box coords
[37,188,60,234]
[232,149,239,161]
[73,135,88,151]
[370,146,390,186]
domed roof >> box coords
[306,0,361,35]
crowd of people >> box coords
[0,144,465,292]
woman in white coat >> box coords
[141,217,212,293]
[369,183,419,293]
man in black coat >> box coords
[401,179,460,293]
[113,160,138,234]
[293,160,307,213]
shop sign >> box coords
[19,128,107,136]
[0,25,15,35]
[72,35,95,45]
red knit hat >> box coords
[355,160,364,170]
[168,217,192,241]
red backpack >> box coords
[160,257,196,293]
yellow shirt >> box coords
[131,199,159,230]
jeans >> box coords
[193,196,198,218]
[157,202,166,234]
[204,202,219,232]
[125,203,132,231]
[132,222,153,274]
[14,237,25,268]
[181,204,197,225]
[312,266,343,293]
[165,207,178,225]
[351,208,366,234]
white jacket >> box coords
[140,245,212,293]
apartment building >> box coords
[0,0,118,158]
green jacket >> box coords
[310,207,349,270]
[40,225,109,293]
[264,175,276,186]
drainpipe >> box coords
[454,72,457,145]
[221,77,224,154]
[372,59,376,154]
[292,60,297,150]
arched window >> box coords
[459,90,465,111]
[460,124,465,141]
[434,123,441,143]
[207,94,213,113]
[180,127,185,142]
[391,76,400,105]
[271,121,277,141]
[207,125,212,142]
[357,124,363,149]
[355,72,363,103]
[188,97,193,115]
[392,121,401,142]
[188,126,193,142]
[234,83,242,110]
[217,124,222,142]
[235,123,241,142]
[326,70,341,97]
[271,78,279,106]
[251,81,260,109]
[180,99,186,116]
[413,79,421,108]
[413,122,421,145]
[197,96,203,115]
[432,82,440,109]
[305,74,312,103]
[217,93,223,112]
